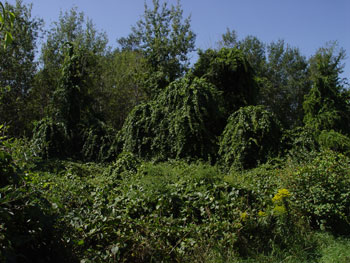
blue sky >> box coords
[8,0,350,78]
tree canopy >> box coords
[0,0,43,136]
[193,47,258,118]
[303,42,350,134]
[118,0,196,97]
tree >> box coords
[33,43,114,161]
[31,7,108,121]
[33,43,88,158]
[217,28,238,49]
[217,30,311,128]
[192,47,257,118]
[114,75,223,162]
[0,0,43,136]
[98,50,148,130]
[217,30,266,76]
[303,42,350,134]
[237,35,267,77]
[118,0,196,97]
[0,0,14,102]
[261,40,310,128]
[218,105,282,170]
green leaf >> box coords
[4,31,13,48]
[0,2,4,25]
[9,11,15,27]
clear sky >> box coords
[7,0,350,79]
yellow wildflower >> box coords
[272,188,291,203]
[240,211,248,221]
[258,210,267,217]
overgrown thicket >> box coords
[1,0,350,262]
[219,105,282,170]
[114,76,223,162]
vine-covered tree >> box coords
[99,50,148,130]
[118,0,196,97]
[303,42,350,134]
[217,30,312,128]
[192,47,257,118]
[31,7,108,121]
[219,105,282,170]
[33,43,114,161]
[113,76,223,162]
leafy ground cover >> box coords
[2,137,350,262]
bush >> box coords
[289,150,350,233]
[26,159,313,262]
[31,117,69,159]
[281,127,319,163]
[103,152,140,182]
[219,105,282,170]
[0,133,74,262]
[318,129,350,155]
[80,121,115,162]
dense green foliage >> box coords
[0,127,74,262]
[0,0,43,136]
[193,47,257,117]
[31,7,108,128]
[100,50,148,130]
[219,105,282,169]
[32,43,113,161]
[116,76,223,162]
[303,43,350,134]
[118,0,196,97]
[288,150,350,234]
[0,1,14,48]
[217,32,311,129]
[1,0,350,262]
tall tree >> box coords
[31,7,108,120]
[217,28,238,49]
[217,29,311,128]
[262,40,310,128]
[303,42,350,134]
[237,35,266,77]
[33,43,114,161]
[217,30,266,76]
[192,47,257,118]
[0,0,43,136]
[118,0,196,97]
[99,50,148,130]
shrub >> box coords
[31,117,69,159]
[219,105,282,170]
[318,129,350,155]
[103,152,140,182]
[0,133,73,262]
[80,121,115,162]
[281,127,319,163]
[289,150,350,233]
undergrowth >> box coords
[1,135,350,262]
